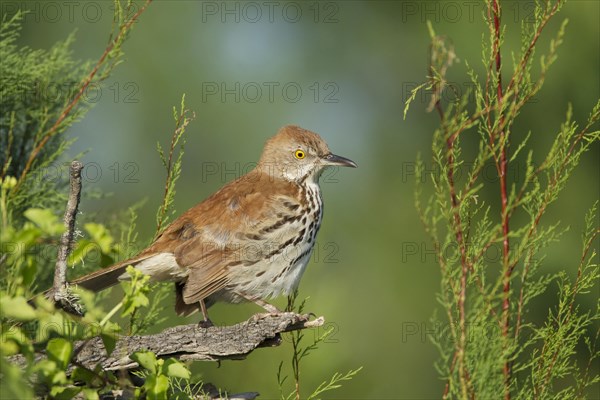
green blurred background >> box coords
[4,1,598,398]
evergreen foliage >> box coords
[0,11,88,217]
[405,1,599,398]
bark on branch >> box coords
[10,313,324,371]
[48,160,85,316]
[53,163,83,287]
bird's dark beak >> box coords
[322,153,358,168]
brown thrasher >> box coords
[66,125,356,325]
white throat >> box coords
[281,163,323,183]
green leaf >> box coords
[1,325,34,357]
[51,370,69,385]
[34,359,68,385]
[101,332,117,355]
[121,266,151,316]
[146,374,169,400]
[67,240,96,266]
[0,357,35,399]
[121,285,149,316]
[46,338,73,370]
[0,295,37,321]
[81,389,100,400]
[36,311,69,341]
[50,386,81,399]
[21,257,37,287]
[33,294,56,313]
[131,350,157,373]
[163,359,191,379]
[0,338,19,355]
[12,225,42,246]
[71,366,97,385]
[24,208,65,235]
[84,223,114,254]
[34,359,58,377]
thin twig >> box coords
[513,247,535,341]
[509,115,599,275]
[51,160,83,315]
[155,109,194,237]
[442,351,458,399]
[504,0,564,97]
[53,161,83,306]
[540,228,600,394]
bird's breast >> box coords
[227,181,324,299]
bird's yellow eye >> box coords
[294,149,305,159]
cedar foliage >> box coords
[405,1,599,398]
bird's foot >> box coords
[198,318,214,328]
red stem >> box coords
[489,1,512,398]
[434,82,471,396]
[442,351,458,399]
[426,41,471,390]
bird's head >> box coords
[258,125,357,183]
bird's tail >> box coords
[36,254,161,317]
[37,261,129,307]
[69,261,132,292]
[41,256,150,300]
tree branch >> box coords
[10,313,324,371]
[52,161,83,313]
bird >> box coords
[64,125,357,326]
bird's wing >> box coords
[179,249,231,304]
[148,173,302,305]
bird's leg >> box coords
[198,299,213,328]
[254,298,281,313]
[235,291,281,314]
